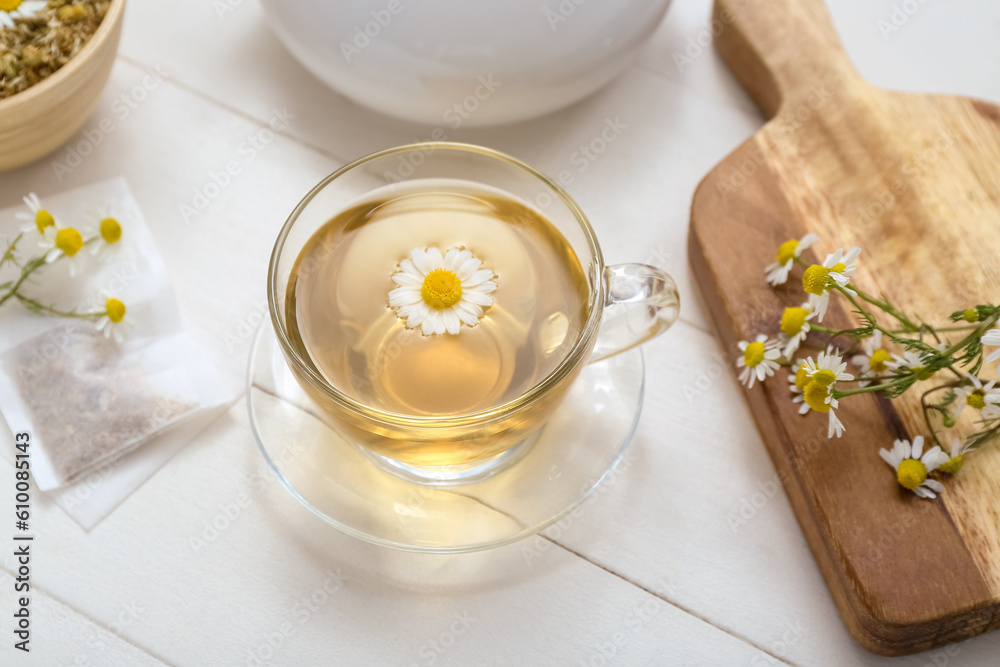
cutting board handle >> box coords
[713,0,859,119]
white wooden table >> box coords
[3,1,1000,665]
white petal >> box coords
[456,257,482,281]
[424,247,444,268]
[444,248,470,272]
[463,269,494,288]
[96,316,110,331]
[463,291,494,307]
[912,486,934,499]
[924,479,945,493]
[392,272,422,288]
[388,287,421,307]
[879,449,899,469]
[470,281,497,295]
[911,435,924,459]
[442,309,461,334]
[410,249,432,274]
[797,233,819,252]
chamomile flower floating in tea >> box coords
[0,0,46,29]
[879,436,949,499]
[764,232,819,286]
[735,232,999,498]
[389,247,497,336]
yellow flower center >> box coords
[938,455,964,475]
[776,239,798,265]
[421,269,463,310]
[967,389,986,410]
[896,459,927,490]
[869,349,890,373]
[100,217,122,243]
[780,307,809,336]
[803,381,831,412]
[35,209,54,233]
[55,227,84,257]
[743,341,765,368]
[0,0,23,12]
[963,308,979,323]
[802,265,831,295]
[914,366,936,381]
[811,369,838,387]
[794,363,810,389]
[830,262,846,274]
[105,298,126,323]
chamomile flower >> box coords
[778,302,814,359]
[0,1,46,29]
[40,226,87,277]
[938,438,972,476]
[851,330,891,387]
[801,349,852,438]
[764,232,819,286]
[983,329,1000,364]
[801,379,846,438]
[15,193,59,241]
[804,348,855,386]
[736,334,781,388]
[95,298,133,343]
[84,204,125,260]
[389,247,497,336]
[879,436,949,499]
[802,246,861,322]
[887,349,938,380]
[950,374,1000,420]
[788,361,812,414]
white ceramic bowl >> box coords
[261,0,672,126]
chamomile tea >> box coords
[284,179,592,465]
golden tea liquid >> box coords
[284,180,591,466]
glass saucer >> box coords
[246,323,644,553]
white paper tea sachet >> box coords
[0,178,237,503]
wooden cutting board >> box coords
[688,0,1000,656]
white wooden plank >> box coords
[0,405,782,666]
[0,570,166,666]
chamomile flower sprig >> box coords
[0,193,133,343]
[736,233,1000,500]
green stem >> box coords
[14,294,104,320]
[853,289,920,332]
[0,232,23,271]
[833,379,906,398]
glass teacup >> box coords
[268,143,678,484]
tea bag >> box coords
[0,178,236,494]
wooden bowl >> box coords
[0,0,126,171]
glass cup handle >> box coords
[590,264,680,363]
